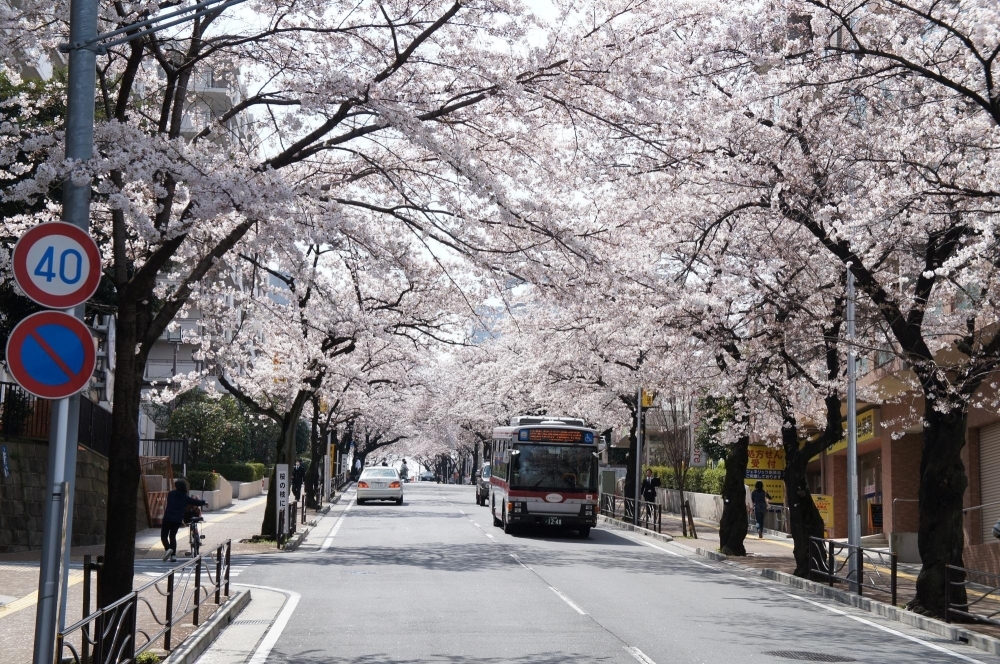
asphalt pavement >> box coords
[202,483,999,664]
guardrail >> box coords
[945,565,1000,625]
[807,536,897,605]
[599,494,662,533]
[0,381,112,457]
[56,540,232,664]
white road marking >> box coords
[625,533,983,662]
[459,509,466,514]
[319,498,355,552]
[776,590,986,663]
[624,646,657,664]
[485,533,496,540]
[549,586,587,615]
[244,585,302,664]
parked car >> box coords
[356,467,403,505]
[476,463,491,506]
[419,471,435,482]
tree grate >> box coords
[764,652,857,662]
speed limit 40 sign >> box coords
[13,222,102,309]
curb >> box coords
[162,589,252,664]
[598,515,674,543]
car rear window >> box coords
[360,468,398,478]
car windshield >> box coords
[481,465,491,478]
[510,444,596,491]
[361,468,398,478]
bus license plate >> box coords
[545,517,561,525]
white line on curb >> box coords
[776,589,986,663]
[242,585,302,664]
[548,586,587,615]
[624,646,657,664]
[319,498,355,552]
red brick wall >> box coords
[884,433,921,533]
[965,427,983,545]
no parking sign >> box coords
[6,311,97,399]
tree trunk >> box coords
[305,402,322,509]
[718,435,750,556]
[260,413,300,536]
[783,422,825,577]
[98,301,144,608]
[909,406,969,617]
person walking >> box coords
[400,459,409,482]
[292,459,306,501]
[640,469,661,520]
[162,479,208,562]
[352,457,362,480]
[751,481,772,539]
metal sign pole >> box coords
[847,269,861,592]
[32,0,97,658]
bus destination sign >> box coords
[518,428,595,444]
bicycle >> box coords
[188,515,205,556]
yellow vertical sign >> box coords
[745,445,785,503]
[814,494,834,536]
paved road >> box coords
[221,483,997,664]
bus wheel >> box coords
[502,508,515,535]
[492,498,502,527]
[577,527,591,539]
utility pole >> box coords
[847,269,861,592]
[634,387,643,525]
[31,0,98,661]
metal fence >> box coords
[78,396,113,457]
[945,565,1000,625]
[0,381,112,457]
[807,536,898,605]
[138,438,188,467]
[599,493,662,533]
[0,381,51,439]
[56,540,232,664]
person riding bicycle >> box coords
[162,479,207,562]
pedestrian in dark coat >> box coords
[751,481,772,539]
[640,469,661,503]
[162,479,207,562]
[292,459,306,501]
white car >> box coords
[357,467,404,504]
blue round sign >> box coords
[6,311,96,399]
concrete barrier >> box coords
[191,476,233,511]
[231,480,263,500]
[658,488,725,522]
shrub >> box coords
[135,651,161,664]
[184,471,218,491]
[645,464,726,495]
[187,462,265,482]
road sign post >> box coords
[276,464,290,540]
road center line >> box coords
[549,586,587,615]
[319,497,355,552]
[624,646,657,664]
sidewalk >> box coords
[0,493,282,664]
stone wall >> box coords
[0,439,110,553]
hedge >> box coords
[645,463,726,495]
[185,462,266,482]
[184,471,218,491]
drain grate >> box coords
[764,652,857,662]
[230,619,271,626]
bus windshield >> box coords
[511,444,596,491]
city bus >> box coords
[489,416,600,538]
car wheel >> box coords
[492,498,502,527]
[578,527,591,539]
[396,497,403,505]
